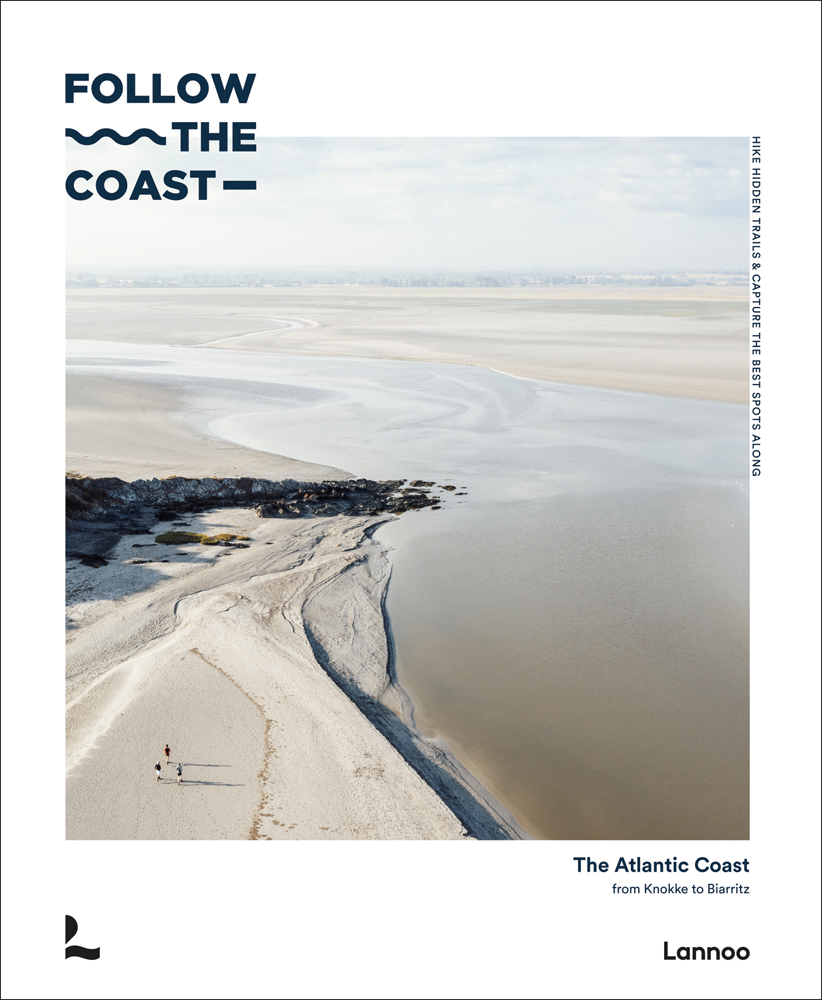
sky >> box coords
[66,137,749,273]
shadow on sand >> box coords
[174,780,244,787]
[65,507,252,624]
[158,763,240,786]
[176,762,232,768]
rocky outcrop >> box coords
[254,480,445,519]
[66,474,454,531]
[66,474,298,520]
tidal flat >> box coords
[67,286,749,839]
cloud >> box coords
[66,137,748,270]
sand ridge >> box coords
[66,506,522,840]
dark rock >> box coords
[66,474,463,537]
[79,554,108,568]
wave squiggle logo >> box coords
[66,128,166,146]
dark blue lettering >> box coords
[152,73,175,103]
[65,74,89,102]
[95,170,128,200]
[189,170,216,200]
[232,122,256,151]
[200,122,228,152]
[172,122,198,151]
[211,73,255,103]
[126,74,149,103]
[162,170,188,200]
[129,170,162,200]
[178,73,209,103]
[91,73,123,104]
[66,169,93,200]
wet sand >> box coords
[68,285,749,401]
[67,371,351,482]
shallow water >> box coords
[379,488,748,839]
[67,340,749,838]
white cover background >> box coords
[2,2,820,998]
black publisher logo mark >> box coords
[65,915,100,960]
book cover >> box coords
[2,3,819,998]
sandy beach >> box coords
[67,499,523,839]
[67,286,748,840]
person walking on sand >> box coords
[176,763,183,785]
[164,744,171,765]
[154,761,162,781]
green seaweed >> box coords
[155,530,251,546]
[155,531,213,544]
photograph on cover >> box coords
[65,135,749,841]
